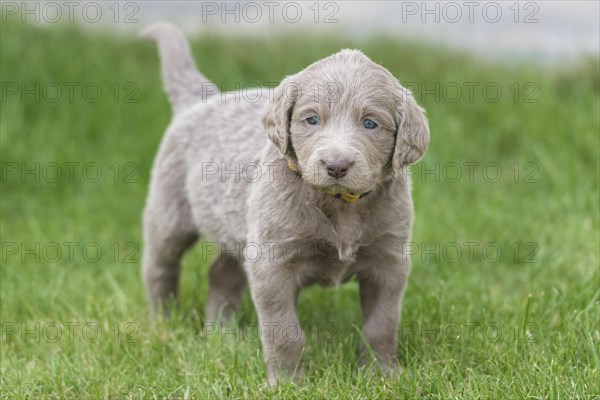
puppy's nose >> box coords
[324,159,352,179]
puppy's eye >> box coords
[363,119,378,129]
[306,116,319,125]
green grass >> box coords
[1,22,599,399]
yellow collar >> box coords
[287,160,369,204]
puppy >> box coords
[142,23,429,384]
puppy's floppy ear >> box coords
[392,87,430,174]
[261,76,300,157]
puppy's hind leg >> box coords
[142,216,197,317]
[142,143,199,317]
[205,253,247,322]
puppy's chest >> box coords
[302,239,360,287]
[299,209,373,286]
[319,206,373,260]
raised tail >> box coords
[142,22,217,114]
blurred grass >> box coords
[1,22,599,399]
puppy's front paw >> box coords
[359,356,403,378]
[267,366,304,386]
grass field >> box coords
[1,21,599,399]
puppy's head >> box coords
[262,49,429,194]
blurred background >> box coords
[142,1,599,63]
[1,1,599,398]
[12,1,600,63]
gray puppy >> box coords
[142,23,429,383]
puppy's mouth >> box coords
[311,172,381,195]
[311,182,373,197]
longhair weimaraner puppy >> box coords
[142,22,429,384]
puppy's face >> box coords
[262,50,429,195]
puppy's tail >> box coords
[142,22,216,114]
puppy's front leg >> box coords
[357,249,409,374]
[248,261,304,384]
